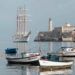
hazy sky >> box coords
[0,0,75,49]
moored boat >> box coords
[59,47,75,57]
[39,59,73,68]
[39,53,73,70]
[6,52,41,65]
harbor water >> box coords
[0,0,75,75]
[0,42,75,75]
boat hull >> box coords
[6,54,40,65]
[14,36,29,42]
[14,32,31,42]
[58,53,75,57]
[39,60,73,69]
[7,59,39,65]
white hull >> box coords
[61,52,75,57]
[7,56,40,63]
[39,60,73,67]
[14,36,29,42]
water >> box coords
[0,42,75,75]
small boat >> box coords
[39,53,73,70]
[59,47,75,57]
[6,52,41,65]
[39,59,73,68]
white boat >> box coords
[13,7,31,42]
[6,52,41,65]
[39,54,73,70]
[59,47,75,57]
[39,59,73,68]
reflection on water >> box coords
[1,42,75,75]
[7,64,39,75]
[6,64,73,75]
[40,69,73,75]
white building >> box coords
[62,23,75,41]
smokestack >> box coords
[48,18,53,31]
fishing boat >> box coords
[5,48,40,65]
[5,48,73,67]
[5,7,41,65]
[59,47,75,57]
[39,53,73,70]
[13,7,31,42]
[39,60,73,68]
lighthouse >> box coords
[48,18,53,31]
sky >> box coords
[0,0,75,50]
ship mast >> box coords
[14,6,31,42]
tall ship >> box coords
[14,7,31,42]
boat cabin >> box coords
[41,53,59,62]
[60,47,75,52]
[5,48,18,55]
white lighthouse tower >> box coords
[48,18,53,31]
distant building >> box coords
[53,27,62,40]
[34,19,75,42]
[62,23,75,41]
[35,32,53,41]
[34,28,62,41]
